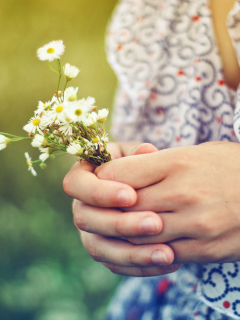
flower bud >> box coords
[40,162,47,169]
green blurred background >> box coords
[0,0,122,319]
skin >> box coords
[64,142,240,276]
[63,0,240,277]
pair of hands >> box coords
[63,141,240,276]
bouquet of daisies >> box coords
[0,40,111,176]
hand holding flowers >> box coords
[0,40,111,175]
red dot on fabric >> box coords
[232,130,236,136]
[145,81,151,87]
[216,117,222,124]
[176,136,181,142]
[194,311,200,316]
[178,70,184,76]
[192,16,199,21]
[157,108,164,115]
[223,301,231,309]
[158,279,170,294]
[151,93,157,100]
[117,45,122,51]
[218,80,225,85]
[196,77,201,81]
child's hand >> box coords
[63,142,178,276]
[95,141,240,264]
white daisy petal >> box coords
[63,63,80,81]
[64,87,79,103]
[82,112,98,127]
[65,100,88,123]
[66,142,83,155]
[31,134,46,148]
[97,108,109,123]
[23,116,43,134]
[0,134,10,150]
[25,152,37,176]
[37,40,65,61]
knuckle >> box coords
[105,263,119,274]
[62,172,72,195]
[115,215,129,236]
[128,250,139,266]
[90,187,101,206]
[73,202,88,231]
[172,150,193,168]
[88,243,101,262]
[96,163,115,181]
[194,214,216,238]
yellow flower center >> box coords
[32,118,40,126]
[92,137,99,143]
[66,117,71,122]
[27,161,31,167]
[56,106,63,113]
[47,48,55,53]
[75,109,82,116]
[68,94,77,102]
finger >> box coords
[95,148,176,189]
[132,143,158,155]
[127,212,198,245]
[73,200,163,236]
[81,231,175,267]
[102,262,180,277]
[123,178,179,213]
[63,161,137,207]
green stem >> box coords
[0,132,23,138]
[102,123,105,134]
[63,79,69,101]
[81,124,92,140]
[56,59,62,100]
[32,151,67,164]
[47,61,60,75]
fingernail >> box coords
[139,217,159,234]
[152,250,168,264]
[118,190,134,206]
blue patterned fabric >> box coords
[104,0,240,318]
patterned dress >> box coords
[105,0,240,319]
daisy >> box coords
[51,102,67,122]
[101,132,109,143]
[66,100,88,123]
[63,63,80,81]
[97,108,109,123]
[58,117,73,136]
[37,40,65,62]
[35,97,56,116]
[25,152,37,176]
[67,142,83,155]
[85,97,96,109]
[23,116,43,134]
[40,111,56,128]
[82,112,98,127]
[31,134,46,148]
[39,147,51,162]
[83,138,95,152]
[92,136,103,150]
[64,87,78,103]
[0,134,10,150]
